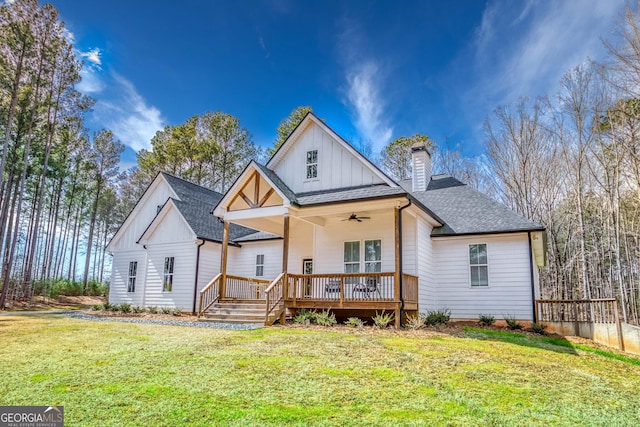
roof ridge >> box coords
[161,172,224,197]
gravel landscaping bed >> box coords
[65,311,263,330]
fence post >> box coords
[613,299,625,352]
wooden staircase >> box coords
[200,301,267,324]
[198,272,287,326]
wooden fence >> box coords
[536,298,624,351]
[535,298,619,323]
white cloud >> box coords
[336,17,393,151]
[470,0,623,107]
[81,48,102,67]
[62,27,75,44]
[345,62,393,151]
[77,67,105,94]
[92,73,164,152]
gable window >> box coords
[306,150,318,179]
[469,244,488,287]
[127,261,137,293]
[256,254,265,277]
[163,257,174,292]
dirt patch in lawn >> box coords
[84,309,199,322]
[3,295,106,311]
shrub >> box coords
[132,306,144,313]
[504,315,523,330]
[91,304,102,311]
[344,317,364,328]
[172,307,183,316]
[530,322,548,335]
[161,306,173,315]
[118,303,132,313]
[314,309,337,327]
[406,314,426,330]
[147,306,158,314]
[109,303,120,312]
[478,314,495,327]
[372,310,394,329]
[85,280,108,297]
[293,309,316,324]
[425,308,451,326]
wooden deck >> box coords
[200,272,419,326]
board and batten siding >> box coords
[227,240,283,281]
[432,233,534,320]
[271,121,385,194]
[143,241,197,309]
[416,216,436,311]
[109,248,147,306]
[313,211,395,274]
[194,242,222,310]
[109,178,176,252]
[401,212,417,275]
[287,219,313,274]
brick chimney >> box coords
[411,141,431,192]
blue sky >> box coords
[50,0,625,168]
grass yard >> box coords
[1,315,639,426]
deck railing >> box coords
[402,273,419,303]
[286,272,396,303]
[536,298,619,323]
[197,273,222,317]
[224,274,271,300]
[265,272,285,325]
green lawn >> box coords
[1,315,639,426]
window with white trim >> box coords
[306,150,318,179]
[163,257,174,292]
[364,240,382,273]
[127,261,137,293]
[469,244,488,286]
[344,239,382,279]
[344,241,360,274]
[256,254,265,277]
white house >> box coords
[108,112,546,326]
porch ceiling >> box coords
[225,198,405,237]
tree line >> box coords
[3,0,640,328]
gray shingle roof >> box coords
[296,184,406,206]
[252,162,298,204]
[233,231,281,242]
[408,175,544,236]
[161,173,256,243]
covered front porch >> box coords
[200,161,436,326]
[198,270,419,326]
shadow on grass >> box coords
[460,327,640,366]
[460,327,579,355]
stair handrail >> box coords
[198,273,222,318]
[265,272,285,325]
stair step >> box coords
[198,317,264,324]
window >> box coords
[256,254,265,277]
[364,240,382,273]
[469,244,488,286]
[306,150,318,179]
[163,257,174,292]
[127,261,137,293]
[344,241,360,274]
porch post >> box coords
[281,214,290,324]
[220,220,230,300]
[394,207,401,328]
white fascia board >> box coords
[267,114,397,187]
[213,162,291,217]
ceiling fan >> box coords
[342,213,371,223]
